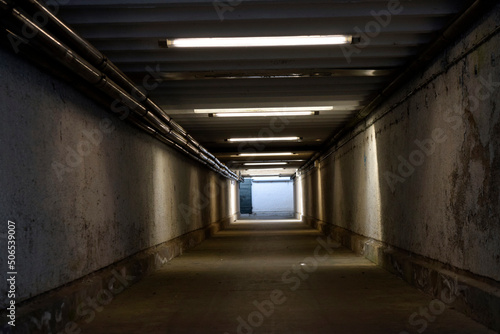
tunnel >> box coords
[0,0,499,333]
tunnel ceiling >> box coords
[55,0,475,177]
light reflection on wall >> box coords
[296,174,304,216]
[316,162,325,221]
[230,180,238,216]
[209,174,218,223]
[364,126,383,240]
[152,151,168,243]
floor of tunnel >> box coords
[238,212,297,220]
[77,220,495,334]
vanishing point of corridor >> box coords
[2,1,500,333]
[77,220,493,334]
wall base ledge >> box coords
[1,215,236,334]
[303,216,500,333]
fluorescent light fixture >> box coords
[227,137,300,142]
[238,152,296,157]
[244,162,288,166]
[246,168,286,172]
[212,111,315,117]
[166,35,352,48]
[195,106,333,113]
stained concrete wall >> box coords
[299,7,500,282]
[0,47,235,309]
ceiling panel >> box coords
[55,0,474,176]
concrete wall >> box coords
[252,180,294,214]
[0,47,235,309]
[293,174,304,220]
[299,8,500,282]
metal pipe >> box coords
[169,130,188,146]
[186,142,200,156]
[19,0,191,142]
[168,119,188,138]
[144,111,171,134]
[18,0,147,100]
[1,3,240,181]
[6,7,150,119]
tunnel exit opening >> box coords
[239,176,295,220]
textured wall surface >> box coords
[0,48,234,308]
[299,8,500,282]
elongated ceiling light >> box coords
[195,106,333,113]
[246,168,286,172]
[227,137,300,142]
[237,152,296,157]
[244,162,288,166]
[212,112,315,117]
[166,35,353,48]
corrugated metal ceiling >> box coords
[55,0,473,176]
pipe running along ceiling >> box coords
[0,0,493,179]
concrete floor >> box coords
[78,220,495,334]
